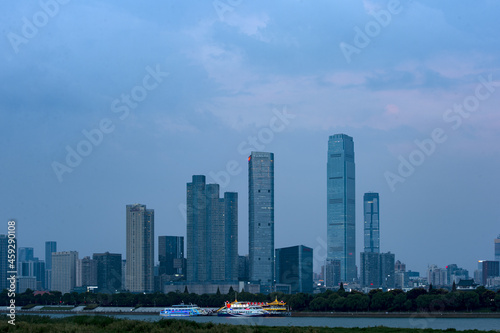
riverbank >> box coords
[0,315,498,333]
[4,307,500,318]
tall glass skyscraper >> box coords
[126,204,154,292]
[186,175,238,283]
[364,193,380,253]
[248,151,274,293]
[158,236,184,276]
[45,241,57,270]
[327,134,356,282]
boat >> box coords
[262,297,291,316]
[160,303,205,317]
[217,300,270,317]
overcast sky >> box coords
[1,0,499,275]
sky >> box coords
[1,0,499,276]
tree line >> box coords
[2,285,500,312]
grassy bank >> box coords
[0,315,498,333]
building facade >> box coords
[479,260,500,286]
[186,176,238,284]
[275,245,313,293]
[158,236,184,276]
[363,193,380,253]
[327,134,356,282]
[45,241,57,270]
[495,236,500,262]
[93,252,122,293]
[126,204,154,292]
[0,235,9,291]
[51,251,78,294]
[324,259,341,288]
[248,151,274,293]
[360,252,381,288]
[76,256,98,288]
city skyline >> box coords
[2,1,500,278]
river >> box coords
[35,313,500,331]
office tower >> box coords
[51,251,78,294]
[360,252,381,288]
[327,134,356,282]
[275,245,313,293]
[238,255,249,281]
[158,236,184,276]
[479,260,499,286]
[18,247,34,262]
[93,252,122,293]
[380,252,395,289]
[495,236,500,262]
[394,260,408,289]
[428,265,447,286]
[248,152,274,293]
[186,176,238,283]
[45,241,57,270]
[363,193,380,253]
[324,259,341,288]
[0,235,9,291]
[126,204,154,293]
[76,256,97,288]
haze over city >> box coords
[1,0,499,276]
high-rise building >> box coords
[45,241,57,270]
[324,259,341,288]
[93,252,122,293]
[380,252,395,289]
[495,236,500,262]
[363,193,379,253]
[327,134,356,282]
[360,252,381,288]
[238,255,249,281]
[158,236,184,276]
[275,245,313,293]
[186,176,238,283]
[76,256,97,288]
[248,152,274,293]
[0,235,9,291]
[18,247,35,262]
[428,265,447,286]
[126,204,154,293]
[51,251,78,294]
[479,260,499,286]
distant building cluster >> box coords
[2,134,499,295]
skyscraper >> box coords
[186,176,238,283]
[126,204,154,293]
[51,251,78,294]
[327,134,356,282]
[76,256,97,288]
[93,252,122,293]
[363,193,380,253]
[360,252,380,288]
[45,241,57,270]
[275,245,313,293]
[0,235,9,291]
[495,236,500,262]
[248,152,274,293]
[158,236,184,276]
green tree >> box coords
[332,297,346,311]
[452,281,457,292]
[309,297,328,311]
[462,292,480,311]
